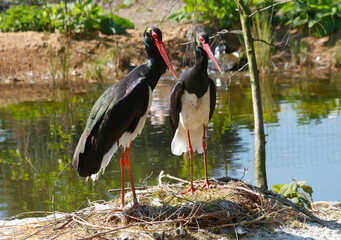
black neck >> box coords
[193,46,209,78]
[145,45,167,90]
[184,47,209,97]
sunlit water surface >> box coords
[0,73,340,219]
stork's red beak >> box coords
[202,43,222,73]
[155,41,177,78]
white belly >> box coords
[179,88,210,130]
[171,87,210,155]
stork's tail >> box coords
[73,131,118,181]
[171,126,205,155]
[90,142,118,181]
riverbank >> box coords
[1,0,341,105]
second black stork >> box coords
[170,32,221,193]
[72,26,176,208]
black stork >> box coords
[170,32,221,194]
[72,26,176,208]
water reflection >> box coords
[0,72,340,219]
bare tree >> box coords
[234,0,268,190]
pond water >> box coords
[0,72,340,219]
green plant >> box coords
[48,43,59,85]
[290,37,311,67]
[272,178,313,209]
[176,0,340,36]
[253,10,273,72]
[181,0,240,27]
[60,39,71,88]
[280,0,341,36]
[168,8,192,23]
[0,0,134,34]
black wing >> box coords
[169,80,185,135]
[209,78,216,120]
[73,78,150,177]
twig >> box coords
[142,171,154,184]
[230,63,249,78]
[72,215,113,230]
[281,1,299,46]
[108,0,120,68]
[176,29,243,46]
[87,0,100,15]
[211,214,267,229]
[249,0,292,18]
[22,222,55,240]
[78,223,141,240]
[163,173,191,184]
[50,161,71,224]
[108,186,147,192]
[253,38,286,48]
[54,216,73,230]
[215,177,329,226]
[157,0,179,27]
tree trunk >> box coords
[234,0,268,189]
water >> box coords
[0,73,340,219]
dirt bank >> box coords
[0,0,340,105]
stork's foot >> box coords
[131,198,139,208]
[119,201,138,209]
[200,181,213,190]
[131,203,139,208]
[182,186,196,194]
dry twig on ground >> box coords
[1,173,330,240]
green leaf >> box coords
[297,181,306,187]
[278,180,298,197]
[301,185,313,195]
[100,17,126,35]
[272,184,284,193]
[289,197,300,205]
[278,183,291,197]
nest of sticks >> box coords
[1,172,327,240]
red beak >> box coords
[155,41,177,78]
[202,43,222,73]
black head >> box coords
[195,32,210,49]
[194,32,222,73]
[143,26,176,78]
[143,26,163,48]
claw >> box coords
[200,180,213,190]
[132,198,139,208]
[182,186,196,194]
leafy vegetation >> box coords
[0,0,134,34]
[170,0,340,36]
[253,9,273,72]
[280,0,341,36]
[272,179,313,209]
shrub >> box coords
[0,0,134,34]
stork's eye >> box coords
[152,31,159,41]
[198,36,205,44]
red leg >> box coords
[119,147,125,209]
[124,141,138,207]
[183,130,196,194]
[201,124,212,190]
